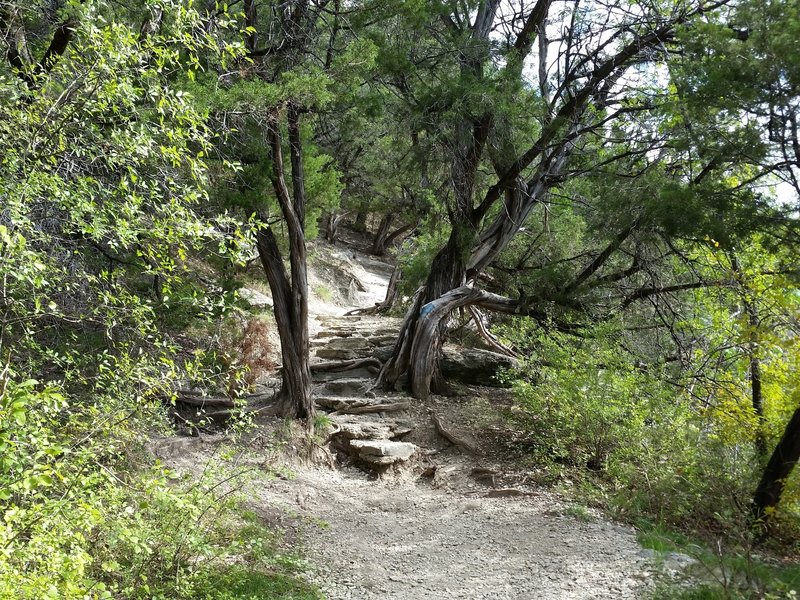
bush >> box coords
[0,371,319,599]
[504,323,761,534]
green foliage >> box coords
[181,568,322,600]
[397,215,450,293]
[641,522,800,599]
[0,1,318,597]
[504,322,759,531]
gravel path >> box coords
[163,241,659,599]
[280,243,656,599]
[257,466,655,599]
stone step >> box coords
[349,440,417,465]
[314,330,357,339]
[315,348,363,361]
[329,415,413,441]
[311,367,379,383]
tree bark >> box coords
[254,107,313,420]
[730,252,768,459]
[324,211,345,243]
[383,222,414,249]
[379,225,472,393]
[752,406,800,530]
[370,213,394,255]
[379,1,704,400]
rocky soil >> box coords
[158,241,679,599]
[258,466,656,599]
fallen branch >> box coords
[468,306,520,359]
[333,401,411,415]
[311,358,382,373]
[429,410,478,453]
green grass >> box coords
[565,504,593,522]
[188,567,323,600]
[652,584,724,600]
[160,507,324,600]
[313,285,333,303]
[637,520,691,553]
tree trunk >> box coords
[752,406,800,530]
[375,222,414,256]
[407,287,483,398]
[378,265,402,312]
[253,106,313,420]
[379,226,471,394]
[255,226,313,418]
[353,208,368,233]
[731,252,768,459]
[324,211,345,243]
[370,213,394,255]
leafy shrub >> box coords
[504,322,761,533]
[0,3,310,596]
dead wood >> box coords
[429,410,478,453]
[333,401,411,415]
[468,306,519,359]
[311,358,382,373]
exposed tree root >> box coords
[377,286,425,390]
[429,410,478,453]
[311,358,382,373]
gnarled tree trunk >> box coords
[255,226,313,418]
[370,213,394,255]
[379,0,688,399]
[254,106,314,420]
[372,221,414,256]
[352,207,368,233]
[379,225,472,394]
[324,211,345,244]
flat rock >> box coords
[325,336,372,351]
[350,440,417,461]
[331,416,413,441]
[441,346,518,386]
[316,348,359,360]
[238,287,273,308]
[319,378,373,396]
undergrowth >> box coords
[499,321,800,598]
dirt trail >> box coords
[162,243,661,599]
[259,466,653,599]
[293,244,659,598]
